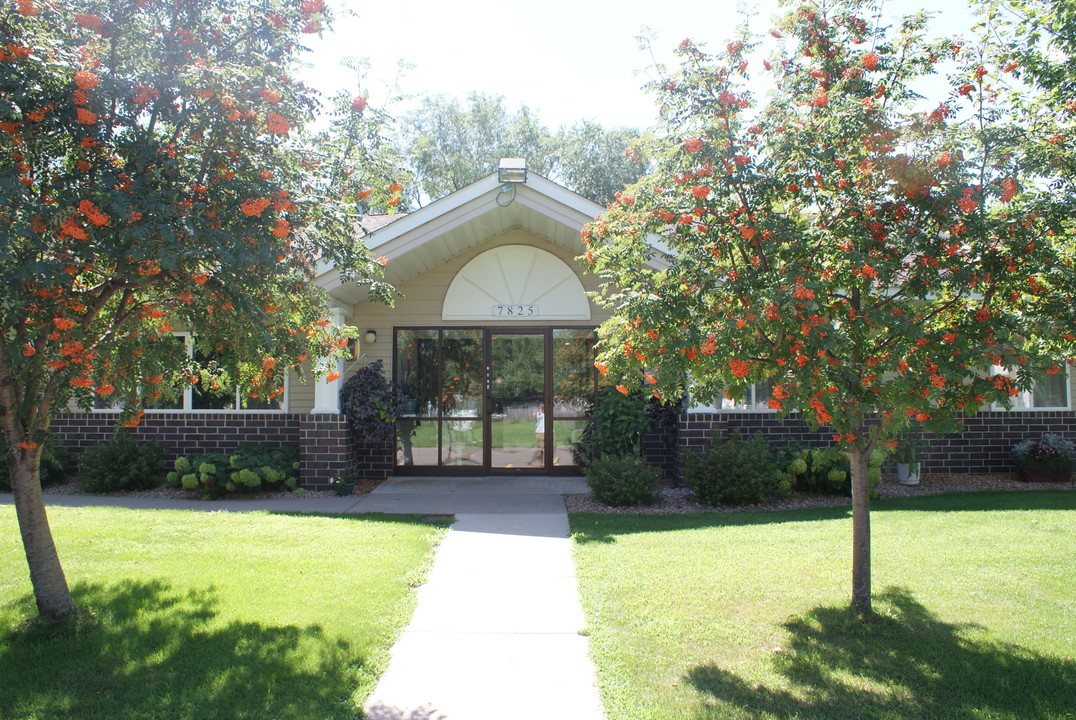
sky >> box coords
[300,0,979,132]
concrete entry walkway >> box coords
[3,476,606,719]
[359,476,606,720]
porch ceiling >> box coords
[318,172,605,307]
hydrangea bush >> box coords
[167,444,300,498]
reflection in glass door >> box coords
[551,329,597,468]
[395,328,484,469]
[394,327,597,474]
[489,333,546,469]
[441,330,484,467]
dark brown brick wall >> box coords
[48,412,360,491]
[353,442,395,483]
[642,430,678,485]
[31,409,1076,491]
[682,413,838,453]
[642,415,681,486]
[924,411,1076,474]
[299,414,359,490]
[678,410,1076,476]
[51,412,301,465]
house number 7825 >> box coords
[492,305,538,317]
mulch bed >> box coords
[40,480,360,501]
[563,473,1076,515]
[38,472,1075,511]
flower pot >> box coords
[1016,461,1072,483]
[896,462,919,485]
[334,481,356,496]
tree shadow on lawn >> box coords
[0,579,365,720]
[571,490,1076,544]
[686,587,1076,720]
[572,505,855,544]
[871,489,1076,515]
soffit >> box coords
[318,172,604,306]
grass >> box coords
[571,490,1076,720]
[0,506,449,720]
[409,417,538,448]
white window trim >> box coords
[684,367,1072,415]
[687,382,780,414]
[93,332,289,414]
[990,365,1071,412]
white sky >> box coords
[300,0,978,131]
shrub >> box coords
[574,386,650,462]
[683,432,792,506]
[166,444,300,498]
[229,444,300,491]
[166,452,230,494]
[1011,434,1074,481]
[0,435,69,491]
[340,360,404,445]
[783,445,850,495]
[583,454,662,507]
[78,432,166,493]
[1012,433,1074,465]
[783,444,887,498]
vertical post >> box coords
[311,305,350,415]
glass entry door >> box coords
[489,333,546,469]
[394,327,597,474]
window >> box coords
[992,366,1070,411]
[95,334,286,412]
[690,379,776,412]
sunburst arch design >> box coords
[442,245,591,321]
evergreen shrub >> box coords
[683,432,792,506]
[584,454,662,507]
[78,432,166,493]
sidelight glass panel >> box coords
[398,418,437,467]
[552,329,597,417]
[553,420,587,468]
[396,329,439,418]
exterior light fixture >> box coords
[496,158,527,207]
[497,157,527,184]
[364,330,377,344]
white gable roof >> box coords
[317,171,605,306]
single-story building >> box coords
[53,163,1076,488]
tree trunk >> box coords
[848,444,872,616]
[7,446,76,620]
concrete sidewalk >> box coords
[4,476,607,720]
[361,477,606,720]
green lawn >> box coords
[409,417,537,447]
[571,491,1076,720]
[0,506,448,720]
